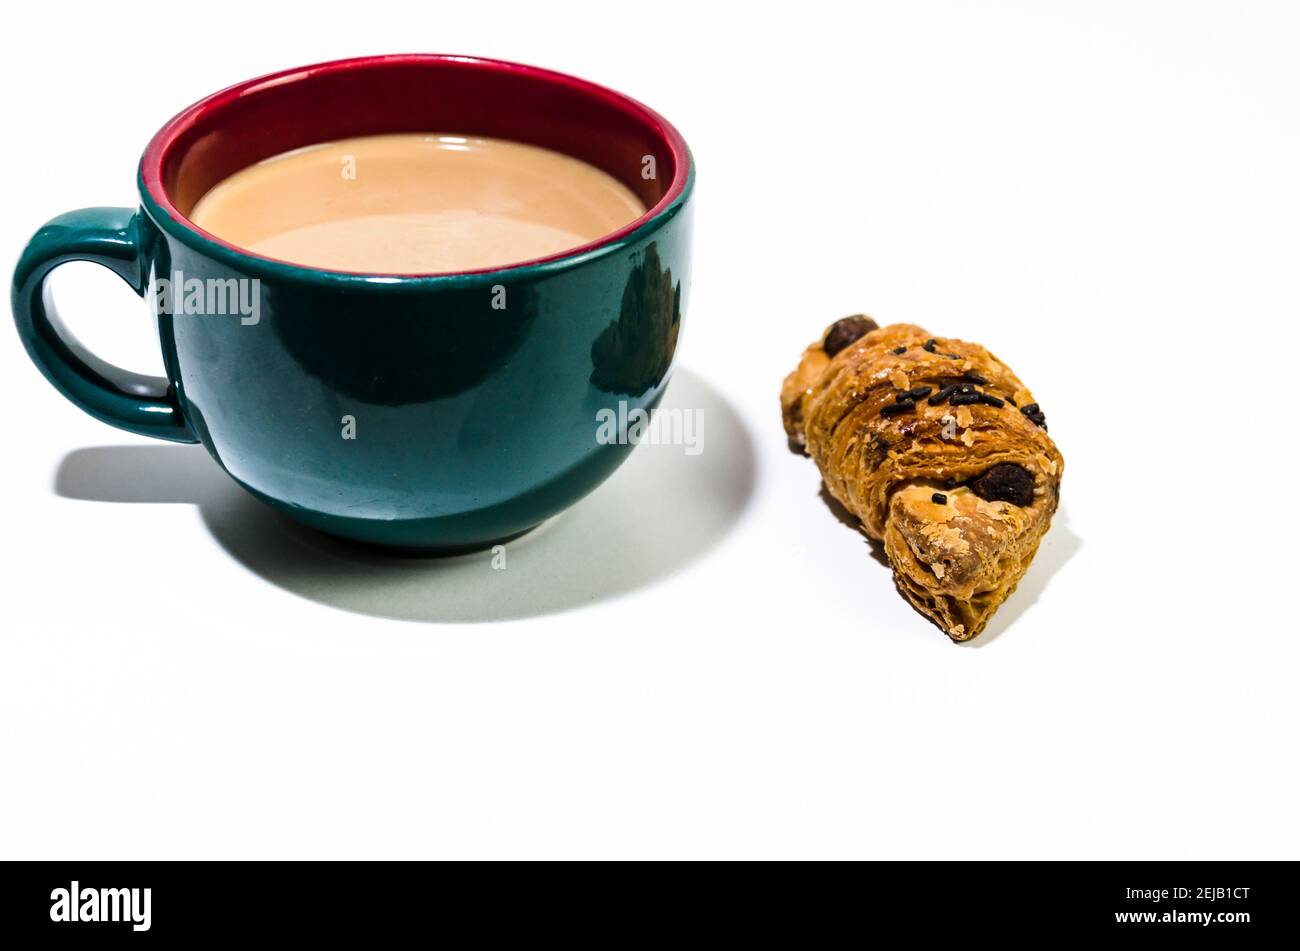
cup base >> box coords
[308,522,545,558]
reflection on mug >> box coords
[590,242,682,396]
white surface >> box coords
[1,1,1297,859]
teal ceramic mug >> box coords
[12,55,693,551]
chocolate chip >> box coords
[823,315,879,356]
[892,346,907,355]
[927,383,958,405]
[931,492,948,505]
[963,371,988,385]
[969,464,1035,507]
[1020,402,1048,429]
[881,399,916,417]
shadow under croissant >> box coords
[818,485,890,568]
[959,515,1081,647]
[52,368,755,623]
[816,488,1081,643]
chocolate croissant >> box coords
[782,316,1063,641]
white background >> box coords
[1,1,1297,859]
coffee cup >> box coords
[11,55,694,550]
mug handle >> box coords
[11,207,196,443]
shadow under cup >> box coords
[16,55,695,551]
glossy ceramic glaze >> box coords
[11,55,694,550]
